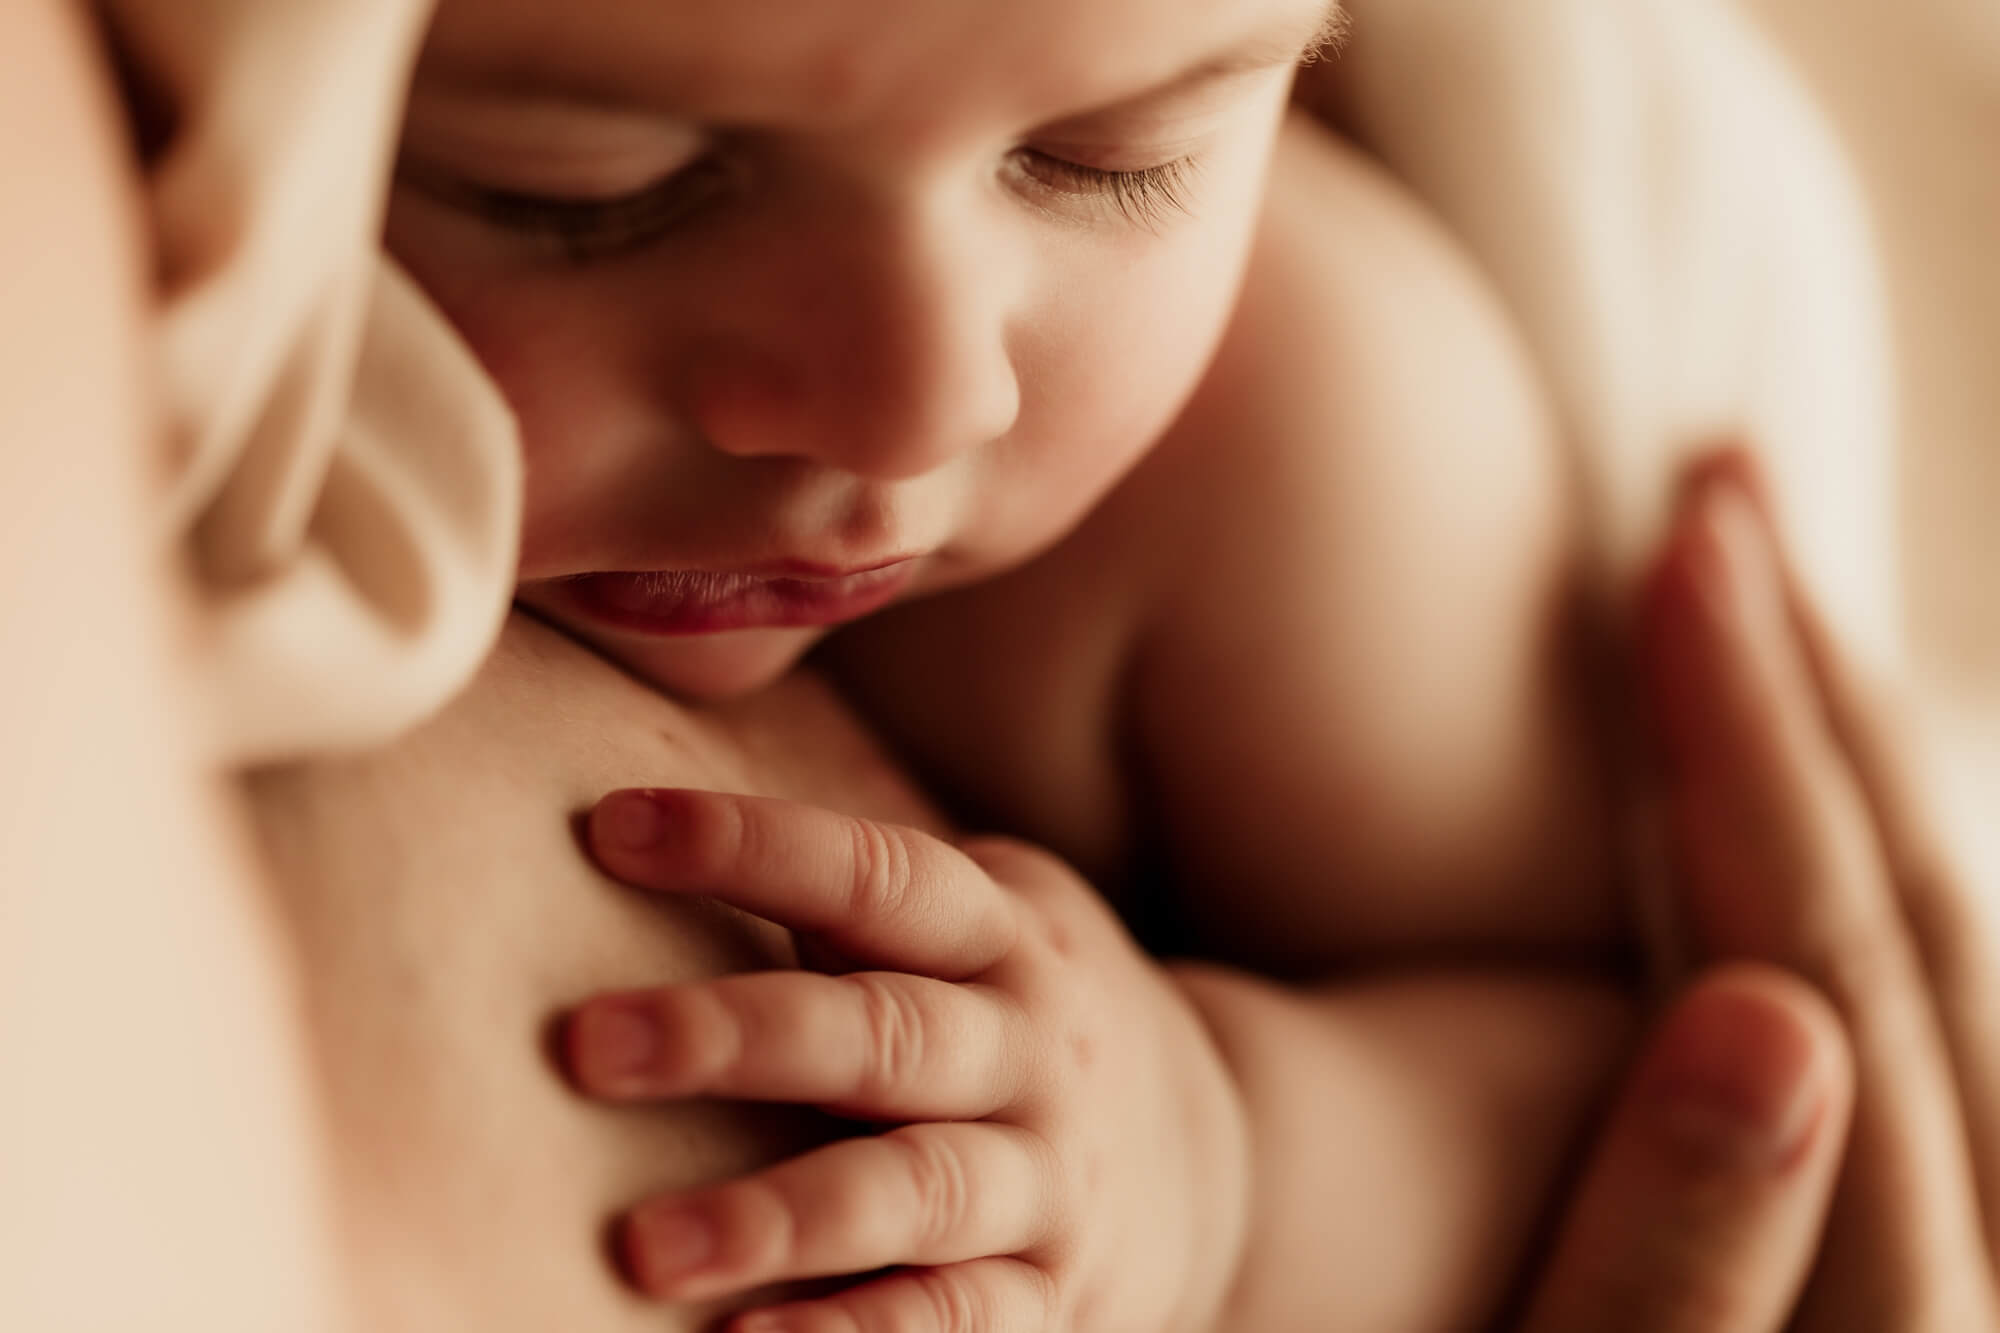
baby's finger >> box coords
[620,1123,1057,1302]
[589,788,1017,978]
[1521,967,1851,1333]
[567,970,1030,1120]
[1641,473,1997,1320]
[729,1256,1054,1333]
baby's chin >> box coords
[533,610,826,703]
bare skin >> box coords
[0,4,341,1332]
[246,607,1629,1332]
[385,6,1647,1311]
[9,3,1994,1332]
[826,110,1617,967]
[246,614,941,1333]
[375,9,1855,1322]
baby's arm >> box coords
[566,78,1894,1333]
[795,110,1642,1327]
[1122,112,1622,972]
[562,788,1637,1333]
[830,112,1623,972]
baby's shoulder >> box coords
[1110,107,1583,726]
[832,112,1621,962]
[1088,112,1618,964]
[1139,108,1563,549]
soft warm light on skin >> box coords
[389,0,1337,700]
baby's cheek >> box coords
[395,273,634,517]
[389,214,604,426]
[1035,267,1231,458]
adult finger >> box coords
[620,1124,1057,1302]
[566,970,1031,1120]
[1710,448,2000,1257]
[1520,966,1851,1333]
[1810,680,2000,1270]
[589,789,1018,978]
[1640,470,1997,1323]
[727,1256,1055,1333]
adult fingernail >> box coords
[624,1204,716,1294]
[1644,979,1828,1172]
[569,996,661,1090]
[598,790,669,853]
[1689,480,1779,637]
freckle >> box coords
[1069,1032,1095,1071]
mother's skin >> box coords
[254,592,1677,1332]
[0,3,1878,1328]
[0,12,1679,1324]
[1,5,343,1331]
[248,612,945,1331]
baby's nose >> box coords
[688,217,1021,481]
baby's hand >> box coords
[564,788,1251,1333]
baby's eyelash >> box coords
[1015,151,1199,231]
[401,147,1199,262]
[398,158,729,263]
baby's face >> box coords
[390,0,1334,697]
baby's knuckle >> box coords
[888,1131,973,1248]
[984,1255,1067,1333]
[1017,1129,1075,1235]
[847,974,927,1098]
[723,1177,801,1272]
[844,816,915,921]
[1014,1021,1078,1108]
[915,1271,984,1333]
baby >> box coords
[387,0,1651,1327]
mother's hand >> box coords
[1521,450,2000,1331]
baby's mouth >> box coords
[552,561,918,635]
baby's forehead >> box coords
[419,0,1339,130]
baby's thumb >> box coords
[1519,965,1852,1333]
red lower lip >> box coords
[559,562,916,635]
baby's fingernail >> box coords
[1645,981,1827,1172]
[735,1314,795,1333]
[597,790,669,853]
[570,997,661,1090]
[624,1204,716,1294]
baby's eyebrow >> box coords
[1071,0,1349,117]
[415,0,1347,124]
[1305,2,1352,61]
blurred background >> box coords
[1746,0,1998,696]
[1741,0,1998,892]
